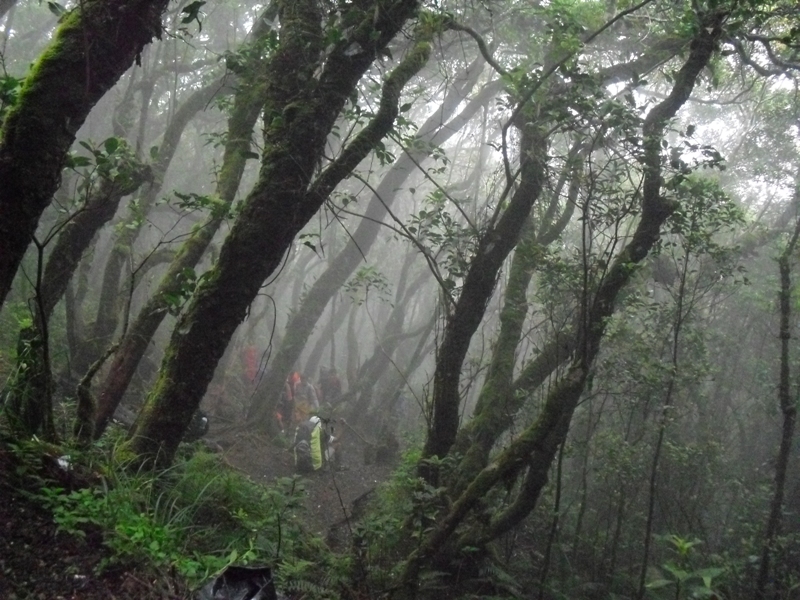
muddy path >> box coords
[207,425,397,540]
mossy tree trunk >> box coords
[420,31,693,483]
[420,117,548,480]
[246,65,498,429]
[92,14,275,438]
[448,154,582,493]
[395,17,724,595]
[73,75,234,375]
[0,0,171,309]
[128,0,424,466]
[2,155,150,438]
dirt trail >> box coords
[209,426,395,539]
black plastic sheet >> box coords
[196,565,277,600]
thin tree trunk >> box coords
[754,208,800,599]
[637,250,690,600]
[395,19,723,593]
[538,441,566,600]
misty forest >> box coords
[1,0,800,598]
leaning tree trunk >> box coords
[246,68,499,428]
[1,156,150,438]
[420,117,548,479]
[0,0,171,309]
[75,74,235,373]
[396,15,724,596]
[449,152,581,493]
[420,29,690,480]
[128,0,425,466]
[37,160,152,323]
[92,13,275,438]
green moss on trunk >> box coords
[0,0,171,307]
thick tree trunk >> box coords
[246,70,499,428]
[0,0,170,309]
[128,0,423,466]
[92,25,271,437]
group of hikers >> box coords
[276,367,344,473]
[276,367,342,432]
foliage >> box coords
[28,439,314,586]
[345,265,392,306]
[0,74,23,121]
[645,535,726,599]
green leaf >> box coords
[646,579,674,590]
[180,0,206,29]
[65,155,91,168]
[47,1,66,17]
[103,137,120,155]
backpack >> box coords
[183,410,209,442]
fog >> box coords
[1,0,799,597]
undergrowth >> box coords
[5,428,356,596]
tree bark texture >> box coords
[246,68,499,428]
[92,26,272,437]
[0,0,170,308]
[128,0,423,466]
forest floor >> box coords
[0,422,396,599]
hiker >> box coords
[241,345,258,384]
[318,367,342,406]
[276,371,301,433]
[292,373,319,423]
[293,416,338,473]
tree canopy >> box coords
[2,0,800,597]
